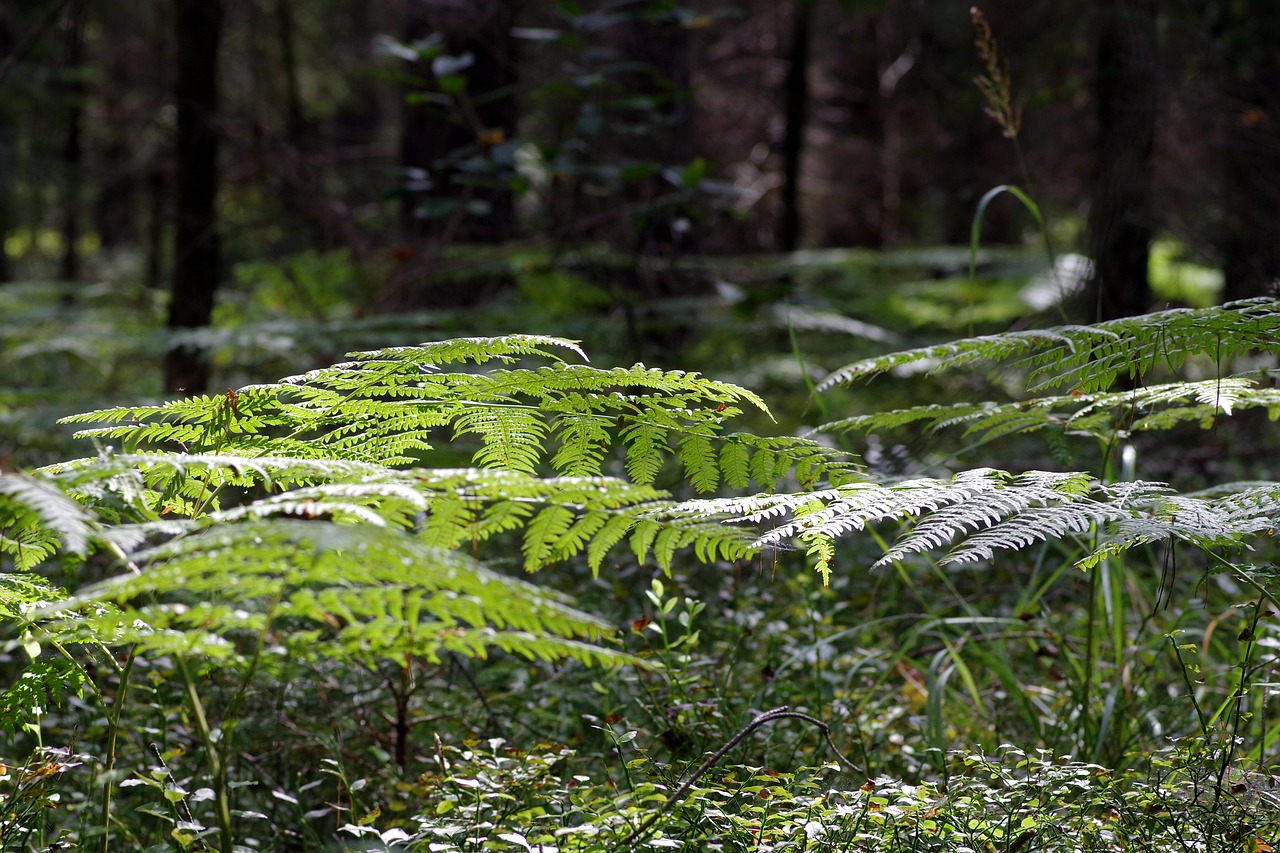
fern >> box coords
[63,334,856,492]
[819,298,1280,393]
[0,474,97,571]
[46,519,638,667]
[33,324,1279,669]
[817,378,1280,444]
[1079,482,1280,569]
[666,470,1182,583]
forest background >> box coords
[2,0,1280,851]
[2,0,1277,405]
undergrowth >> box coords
[0,297,1277,849]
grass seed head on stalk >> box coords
[971,7,1023,139]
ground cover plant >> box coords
[0,296,1278,850]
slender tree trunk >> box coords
[0,8,16,283]
[1214,5,1280,301]
[1085,0,1157,321]
[93,22,146,250]
[275,0,306,146]
[57,0,84,283]
[777,0,813,253]
[145,162,166,291]
[165,0,222,395]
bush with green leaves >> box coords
[0,299,1278,848]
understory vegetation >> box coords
[0,267,1279,850]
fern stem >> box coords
[1217,601,1262,808]
[98,646,136,853]
[176,655,234,852]
[215,586,281,788]
[1081,562,1098,755]
[1168,634,1210,738]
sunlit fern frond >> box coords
[0,473,98,570]
[61,335,856,493]
[667,469,1178,584]
[41,452,754,574]
[46,519,639,667]
[815,377,1280,443]
[1079,481,1280,569]
[819,298,1280,394]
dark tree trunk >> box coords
[1085,0,1157,321]
[56,0,84,283]
[275,0,306,147]
[145,162,166,291]
[165,0,222,395]
[1213,5,1280,302]
[0,6,16,283]
[777,0,814,253]
[93,21,148,250]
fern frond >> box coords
[0,474,97,569]
[0,657,87,735]
[0,572,68,618]
[43,450,755,576]
[454,406,548,473]
[1078,481,1280,569]
[62,337,835,493]
[816,378,1280,443]
[49,519,638,667]
[819,298,1280,393]
[666,469,1179,580]
[335,334,588,367]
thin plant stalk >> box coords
[176,655,234,852]
[98,646,136,853]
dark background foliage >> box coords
[1,0,1277,396]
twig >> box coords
[615,705,864,849]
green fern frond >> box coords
[0,657,87,735]
[667,469,1178,580]
[816,378,1280,443]
[679,433,720,493]
[550,414,612,476]
[44,451,754,577]
[339,334,588,366]
[0,572,67,618]
[0,474,97,569]
[819,298,1280,393]
[50,519,638,667]
[454,406,549,473]
[1078,481,1280,569]
[62,337,847,494]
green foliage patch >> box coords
[0,302,1277,849]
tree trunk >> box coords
[145,162,166,291]
[275,0,306,147]
[0,7,16,283]
[93,18,148,251]
[1084,0,1157,321]
[777,0,814,253]
[1213,5,1280,302]
[56,0,84,284]
[165,0,222,395]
